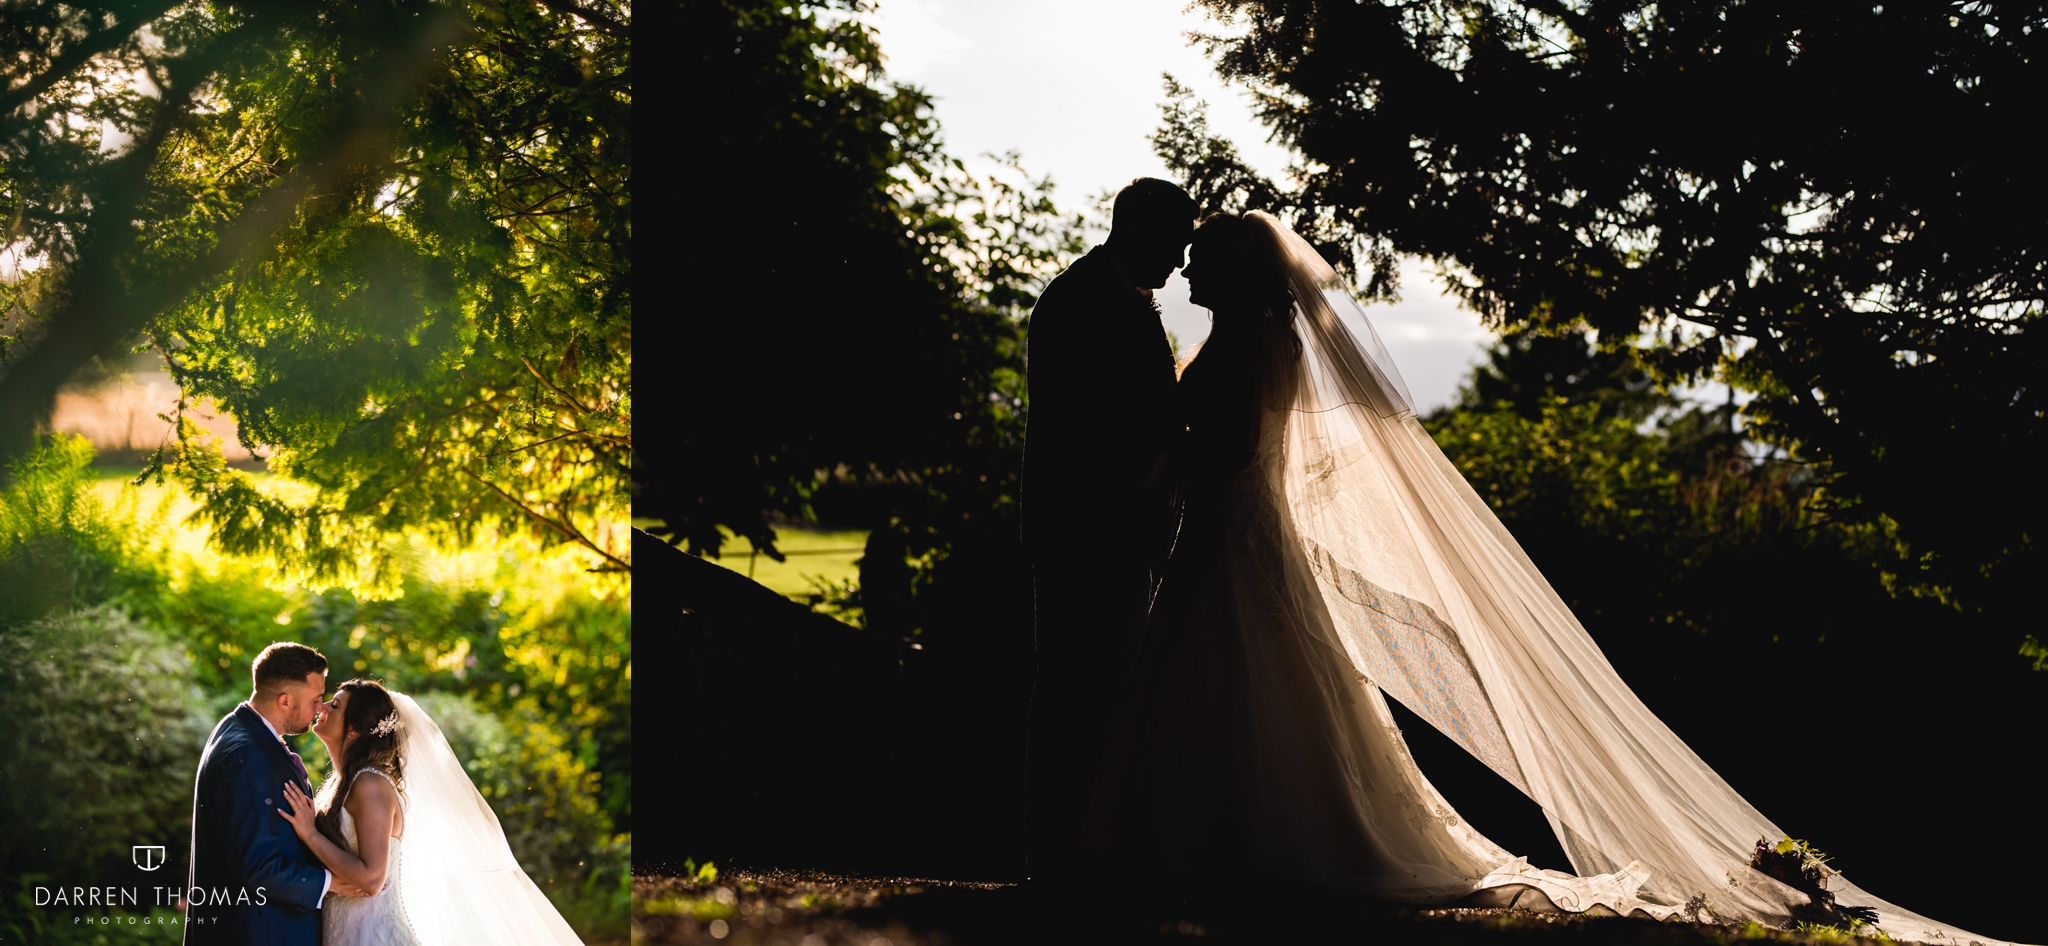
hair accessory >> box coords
[370,711,403,738]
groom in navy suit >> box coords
[186,642,357,945]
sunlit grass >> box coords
[708,524,867,597]
[88,464,308,569]
[88,465,628,610]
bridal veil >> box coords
[1244,211,1997,943]
[389,691,585,945]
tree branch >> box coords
[0,7,471,465]
[342,440,436,514]
[0,0,182,115]
[529,0,628,38]
[521,355,596,415]
[461,466,628,570]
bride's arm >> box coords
[277,779,397,895]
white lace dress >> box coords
[325,769,423,946]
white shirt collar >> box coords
[242,701,287,744]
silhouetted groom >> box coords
[1022,177,1197,881]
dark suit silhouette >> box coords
[185,704,328,946]
[1022,244,1181,879]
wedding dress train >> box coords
[1090,212,2007,943]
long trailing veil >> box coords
[1245,210,1999,943]
[389,691,585,945]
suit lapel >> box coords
[233,703,310,794]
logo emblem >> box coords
[133,846,167,871]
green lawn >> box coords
[706,525,868,598]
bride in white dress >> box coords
[277,679,585,946]
[1088,211,2010,944]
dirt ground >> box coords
[632,869,1897,946]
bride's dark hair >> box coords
[1191,212,1301,356]
[1193,212,1297,314]
[314,678,406,850]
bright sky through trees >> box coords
[861,0,1492,410]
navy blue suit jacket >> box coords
[185,704,328,946]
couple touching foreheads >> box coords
[1019,178,1457,889]
[1017,179,1989,945]
[185,642,581,945]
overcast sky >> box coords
[863,0,1493,412]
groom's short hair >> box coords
[252,642,328,695]
[1112,178,1198,238]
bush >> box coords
[0,607,210,944]
[1429,400,1678,543]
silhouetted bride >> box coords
[1087,211,1998,944]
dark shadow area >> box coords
[648,529,1030,882]
[1590,583,2048,944]
[653,511,2048,941]
[636,868,1899,946]
[1384,697,1574,873]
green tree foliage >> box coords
[1165,0,2043,632]
[1433,401,1675,549]
[669,0,1084,594]
[0,0,465,452]
[1427,331,1893,642]
[1461,329,1672,425]
[0,0,630,581]
[0,436,168,627]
